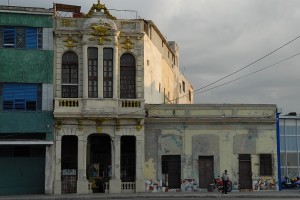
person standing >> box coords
[221,169,229,194]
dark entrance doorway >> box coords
[87,134,111,193]
[162,155,181,189]
[121,136,136,182]
[61,135,78,194]
[239,154,252,190]
[198,156,214,188]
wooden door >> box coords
[239,154,252,189]
[198,156,214,188]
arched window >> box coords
[62,51,78,98]
[120,53,136,99]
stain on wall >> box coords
[145,158,156,180]
[233,134,256,154]
[159,134,182,154]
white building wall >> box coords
[143,34,164,104]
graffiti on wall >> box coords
[145,179,198,192]
[253,178,277,191]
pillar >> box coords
[113,46,118,98]
[77,135,89,193]
[54,137,62,194]
[82,44,88,98]
[135,134,145,192]
[109,136,121,193]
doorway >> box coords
[121,136,136,182]
[61,135,78,194]
[239,154,252,189]
[162,155,181,189]
[198,156,214,188]
[87,134,112,193]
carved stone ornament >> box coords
[122,37,134,50]
[61,19,78,27]
[84,0,116,19]
[63,37,78,48]
[89,22,112,44]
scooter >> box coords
[207,177,232,192]
[281,176,300,189]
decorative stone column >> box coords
[98,46,103,98]
[113,45,118,99]
[45,144,55,194]
[82,44,88,98]
[77,135,89,193]
[109,136,121,193]
[135,134,145,192]
[54,136,62,194]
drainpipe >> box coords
[276,108,282,191]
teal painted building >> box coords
[0,5,54,195]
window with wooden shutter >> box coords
[2,83,37,111]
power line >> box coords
[193,34,300,93]
[193,52,300,95]
[118,34,300,116]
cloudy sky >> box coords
[2,0,300,114]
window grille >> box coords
[260,154,272,176]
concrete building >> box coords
[279,112,300,178]
[52,1,193,194]
[0,6,54,195]
[144,104,278,192]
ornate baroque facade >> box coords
[53,1,193,194]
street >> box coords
[0,190,300,200]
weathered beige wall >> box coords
[144,104,278,191]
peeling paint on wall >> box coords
[145,158,156,180]
[159,135,182,154]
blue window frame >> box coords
[2,84,38,111]
[0,26,42,49]
[3,27,15,48]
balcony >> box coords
[54,98,145,119]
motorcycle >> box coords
[207,177,232,192]
[281,176,300,189]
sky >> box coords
[2,0,300,115]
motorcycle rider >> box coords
[221,169,229,194]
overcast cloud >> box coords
[2,0,300,114]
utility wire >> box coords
[193,34,300,93]
[193,52,300,95]
[118,33,300,116]
[117,50,300,117]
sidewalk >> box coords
[0,190,300,200]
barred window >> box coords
[260,154,272,176]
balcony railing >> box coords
[121,182,135,193]
[58,99,79,107]
[121,100,141,108]
[54,98,145,118]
